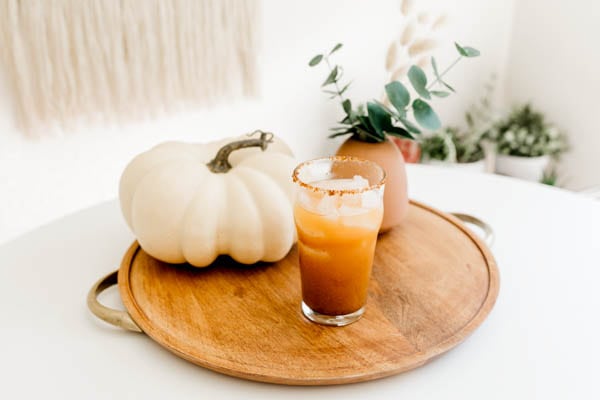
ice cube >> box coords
[315,194,339,216]
[361,187,383,209]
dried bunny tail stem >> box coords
[385,42,398,72]
[400,0,415,16]
[408,38,438,57]
[432,14,448,31]
[399,21,417,46]
[0,0,259,136]
[417,12,432,26]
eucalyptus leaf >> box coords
[455,42,480,57]
[431,90,450,98]
[442,80,456,93]
[431,56,456,92]
[322,66,338,86]
[309,54,323,67]
[455,42,467,57]
[408,66,431,99]
[330,43,343,54]
[397,115,421,134]
[462,46,480,57]
[412,99,441,130]
[385,81,410,113]
[431,57,440,79]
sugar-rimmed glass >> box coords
[292,156,385,326]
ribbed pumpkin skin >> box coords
[119,135,297,267]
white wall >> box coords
[0,0,516,243]
[506,0,600,190]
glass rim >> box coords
[292,155,386,195]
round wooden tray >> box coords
[91,201,499,385]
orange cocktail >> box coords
[292,157,385,326]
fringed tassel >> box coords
[0,0,259,136]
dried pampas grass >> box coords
[0,0,259,136]
[382,1,448,104]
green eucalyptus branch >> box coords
[308,42,480,144]
[427,56,461,90]
[324,59,345,102]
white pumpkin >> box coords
[119,131,297,267]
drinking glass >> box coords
[292,156,385,326]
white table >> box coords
[1,165,599,399]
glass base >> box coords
[301,301,365,327]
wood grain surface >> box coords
[118,201,499,385]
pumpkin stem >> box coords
[206,131,274,173]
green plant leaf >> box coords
[322,66,338,86]
[357,115,385,141]
[357,115,374,130]
[431,90,450,98]
[329,126,350,132]
[408,66,431,99]
[339,115,352,124]
[431,57,440,78]
[462,46,480,57]
[397,115,421,134]
[430,57,456,92]
[367,101,392,136]
[330,43,343,54]
[339,82,351,96]
[373,100,398,117]
[455,42,480,57]
[386,126,415,140]
[442,80,455,93]
[454,42,468,56]
[356,104,366,116]
[309,54,323,67]
[412,99,441,130]
[328,130,354,138]
[342,99,352,115]
[385,81,410,113]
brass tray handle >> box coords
[87,270,142,333]
[451,213,495,247]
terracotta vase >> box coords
[336,137,409,232]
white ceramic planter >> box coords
[426,159,487,173]
[495,154,550,182]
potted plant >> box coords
[419,127,486,172]
[308,42,480,231]
[488,104,568,182]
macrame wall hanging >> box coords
[0,0,259,136]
